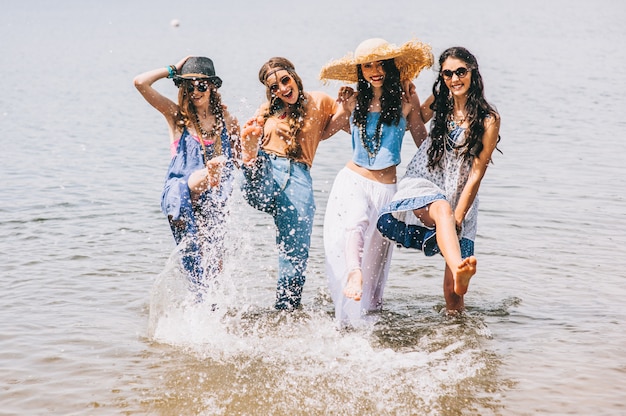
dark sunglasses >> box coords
[183,81,210,93]
[441,67,470,80]
[268,75,292,94]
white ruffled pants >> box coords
[323,167,397,328]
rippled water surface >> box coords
[1,0,625,415]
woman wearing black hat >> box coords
[134,56,240,296]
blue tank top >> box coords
[351,112,406,170]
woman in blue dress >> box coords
[377,47,501,312]
[134,56,240,295]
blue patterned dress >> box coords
[377,126,477,258]
[161,126,235,290]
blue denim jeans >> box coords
[241,151,315,310]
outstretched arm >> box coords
[453,113,501,230]
[321,86,357,140]
[404,83,428,148]
[420,94,435,124]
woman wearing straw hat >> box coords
[134,56,240,297]
[319,38,433,327]
[377,46,501,313]
[239,57,349,311]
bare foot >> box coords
[241,116,264,165]
[453,256,477,296]
[343,269,362,301]
[206,155,227,187]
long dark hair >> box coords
[258,57,306,158]
[428,47,500,168]
[353,59,403,129]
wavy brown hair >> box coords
[428,47,500,169]
[258,57,306,158]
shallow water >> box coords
[1,0,625,415]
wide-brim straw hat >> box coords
[320,38,433,83]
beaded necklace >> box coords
[446,112,466,132]
[194,112,222,140]
[192,111,223,163]
[358,115,384,160]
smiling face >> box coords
[360,60,386,88]
[441,57,471,98]
[182,79,213,107]
[266,69,300,106]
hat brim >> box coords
[173,74,223,89]
[320,39,434,83]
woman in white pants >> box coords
[320,38,433,328]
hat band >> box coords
[264,67,291,81]
[179,72,213,79]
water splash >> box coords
[144,186,511,414]
[147,258,508,414]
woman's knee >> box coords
[412,199,452,227]
[428,199,453,218]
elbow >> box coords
[133,75,147,91]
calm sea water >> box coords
[2,0,625,415]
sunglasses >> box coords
[441,67,470,80]
[268,75,292,94]
[183,81,210,93]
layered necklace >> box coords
[446,112,466,132]
[359,115,384,160]
[194,112,221,140]
[193,110,223,162]
[446,106,468,132]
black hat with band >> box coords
[173,56,222,88]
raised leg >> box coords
[413,200,477,303]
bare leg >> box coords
[454,256,477,295]
[188,157,226,201]
[443,263,464,311]
[343,225,365,302]
[241,117,263,165]
[344,269,363,301]
[188,168,209,203]
[414,200,477,299]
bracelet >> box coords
[166,65,176,78]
